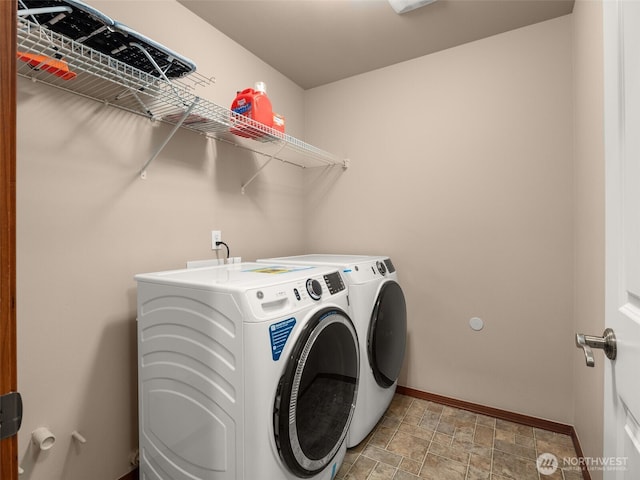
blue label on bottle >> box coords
[269,317,296,361]
[232,102,252,115]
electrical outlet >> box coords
[211,230,222,250]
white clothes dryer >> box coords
[257,254,407,448]
[135,262,359,480]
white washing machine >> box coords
[257,254,407,447]
[135,262,359,480]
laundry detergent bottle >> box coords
[230,81,274,138]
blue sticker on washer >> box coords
[269,317,296,361]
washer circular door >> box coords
[274,307,359,477]
[368,281,407,388]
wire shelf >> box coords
[16,17,347,183]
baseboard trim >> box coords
[570,428,591,480]
[396,385,591,480]
[117,468,138,480]
[396,386,572,434]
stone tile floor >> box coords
[337,394,584,480]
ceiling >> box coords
[177,0,574,90]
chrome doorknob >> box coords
[575,328,617,367]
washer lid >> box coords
[135,262,335,290]
[259,254,388,268]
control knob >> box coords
[306,279,322,301]
[376,261,387,276]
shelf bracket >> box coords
[129,42,187,106]
[241,141,288,194]
[140,97,200,178]
[114,85,153,118]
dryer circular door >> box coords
[274,307,359,477]
[368,280,407,388]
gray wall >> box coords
[303,15,575,423]
[17,2,308,479]
[572,1,605,477]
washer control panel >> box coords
[305,271,346,300]
[384,258,396,273]
[341,258,396,284]
[246,270,346,317]
[323,271,346,295]
[306,278,323,300]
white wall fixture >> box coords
[211,230,222,250]
[186,259,225,268]
[31,427,56,451]
[388,0,437,14]
[469,317,485,331]
[71,430,87,444]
